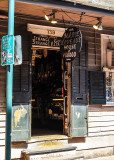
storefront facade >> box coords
[0,0,114,159]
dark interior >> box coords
[32,49,63,135]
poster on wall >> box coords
[1,35,14,66]
[60,27,82,62]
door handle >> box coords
[64,96,67,116]
[64,71,67,91]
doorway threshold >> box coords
[29,129,68,143]
[27,132,70,152]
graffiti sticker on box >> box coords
[1,35,14,66]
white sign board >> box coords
[27,24,65,37]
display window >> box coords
[106,72,114,103]
[101,34,114,105]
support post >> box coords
[5,0,15,159]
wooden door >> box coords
[12,26,32,141]
[70,67,88,137]
[64,41,88,137]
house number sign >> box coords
[60,27,82,62]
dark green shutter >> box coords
[71,41,88,137]
[12,27,32,141]
[112,51,114,66]
[89,71,106,104]
[72,41,88,105]
[72,67,88,105]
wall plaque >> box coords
[32,34,61,48]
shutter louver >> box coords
[72,67,88,105]
[13,66,21,92]
[21,63,29,92]
[89,71,106,104]
[71,41,88,137]
[13,31,32,103]
[72,41,88,105]
[72,41,88,67]
[112,52,114,66]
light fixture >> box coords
[51,13,57,24]
[51,20,57,24]
[45,15,50,21]
[45,10,57,24]
[45,12,54,21]
[93,17,103,30]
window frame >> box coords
[101,34,114,105]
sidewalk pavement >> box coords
[87,155,114,160]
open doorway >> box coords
[32,49,64,136]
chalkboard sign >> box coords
[60,27,82,62]
[32,34,61,48]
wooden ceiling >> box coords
[0,1,114,28]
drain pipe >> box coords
[5,0,15,159]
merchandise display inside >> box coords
[32,49,63,133]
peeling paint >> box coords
[14,105,27,127]
[75,112,81,118]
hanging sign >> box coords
[1,35,14,66]
[60,27,82,62]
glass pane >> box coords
[106,72,114,102]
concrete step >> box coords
[87,155,114,160]
[11,135,70,159]
[21,145,77,160]
[27,135,69,149]
[38,155,84,160]
[12,155,84,160]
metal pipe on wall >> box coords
[5,0,15,159]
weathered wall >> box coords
[69,107,114,159]
[0,21,7,160]
[65,0,114,11]
[0,17,114,159]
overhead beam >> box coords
[16,0,114,17]
[0,0,8,1]
[13,13,114,31]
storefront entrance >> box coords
[32,49,64,136]
[11,25,88,141]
